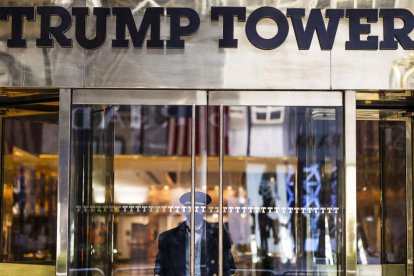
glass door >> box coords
[356,92,414,276]
[0,90,59,275]
[209,91,345,275]
[66,89,346,275]
[68,90,207,275]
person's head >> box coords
[179,191,211,227]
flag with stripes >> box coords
[166,106,228,156]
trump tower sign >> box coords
[0,6,413,50]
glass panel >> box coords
[356,121,381,265]
[382,122,407,264]
[69,104,194,275]
[356,120,407,266]
[69,98,344,275]
[195,106,236,275]
[1,114,59,263]
[222,105,344,275]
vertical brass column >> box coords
[0,112,3,262]
[190,104,196,276]
[219,105,224,276]
[345,91,357,276]
[406,118,413,276]
[56,89,72,276]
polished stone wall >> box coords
[0,0,413,89]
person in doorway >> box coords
[154,191,236,276]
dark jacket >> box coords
[154,221,236,276]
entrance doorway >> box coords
[5,89,413,275]
[66,89,346,275]
[356,91,413,276]
[0,89,59,275]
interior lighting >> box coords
[115,186,148,204]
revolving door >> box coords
[58,89,347,276]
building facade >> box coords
[0,0,413,275]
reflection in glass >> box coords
[69,103,343,275]
[70,105,195,275]
[1,116,58,263]
[223,106,344,275]
[356,120,407,265]
[356,120,381,264]
[382,122,407,264]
